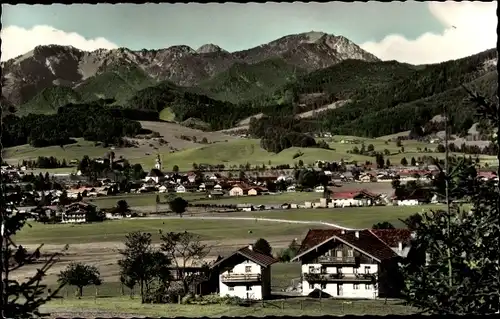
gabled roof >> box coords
[293,229,400,263]
[211,246,278,269]
[369,229,413,248]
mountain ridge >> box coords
[2,31,379,106]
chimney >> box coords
[354,231,359,238]
[248,244,253,251]
[398,241,403,252]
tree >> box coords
[113,199,130,217]
[172,165,179,173]
[400,157,408,166]
[160,231,210,295]
[400,88,500,314]
[168,197,188,217]
[57,262,102,297]
[375,154,385,169]
[1,183,67,318]
[385,158,391,167]
[118,232,170,303]
[367,144,375,152]
[253,238,272,256]
[372,221,395,229]
[396,140,402,147]
[411,157,417,166]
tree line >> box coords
[2,102,142,148]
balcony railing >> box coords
[221,273,261,283]
[316,256,357,264]
[304,272,375,283]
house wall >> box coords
[301,263,379,299]
[229,187,244,196]
[300,242,380,299]
[396,199,419,206]
[248,189,258,196]
[219,260,263,300]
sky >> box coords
[1,1,497,64]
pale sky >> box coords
[1,1,497,64]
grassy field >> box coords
[4,131,497,171]
[85,192,206,209]
[195,192,327,205]
[222,205,445,228]
[41,295,414,317]
[14,219,321,245]
[14,204,446,245]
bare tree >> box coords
[159,231,210,295]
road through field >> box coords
[132,215,355,230]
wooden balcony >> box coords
[304,272,375,283]
[316,256,358,265]
[221,273,261,283]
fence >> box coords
[259,297,415,315]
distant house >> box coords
[314,185,325,193]
[292,229,408,299]
[187,173,197,184]
[158,185,168,193]
[331,190,379,207]
[247,187,268,196]
[214,184,223,191]
[287,185,296,192]
[176,185,187,193]
[229,184,250,196]
[145,169,165,184]
[211,245,278,300]
[61,202,98,224]
[209,191,224,199]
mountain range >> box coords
[1,31,378,106]
[1,31,497,138]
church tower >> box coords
[154,154,162,171]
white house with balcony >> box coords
[210,245,278,300]
[292,229,411,299]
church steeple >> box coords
[154,154,162,170]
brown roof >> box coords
[369,229,413,247]
[211,246,278,269]
[295,229,400,262]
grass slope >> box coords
[75,64,155,103]
[159,138,372,170]
[199,58,306,104]
[18,86,82,115]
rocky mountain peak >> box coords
[196,43,226,54]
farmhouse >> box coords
[229,184,251,196]
[61,202,98,223]
[331,190,379,207]
[292,229,409,299]
[211,245,278,300]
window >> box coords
[309,266,316,273]
[321,283,327,289]
[347,249,354,257]
[337,267,343,274]
[364,266,371,274]
[228,286,234,291]
[309,283,314,289]
[245,266,252,273]
[246,285,252,291]
[353,267,358,274]
[365,284,371,290]
[353,284,360,290]
[336,249,343,258]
